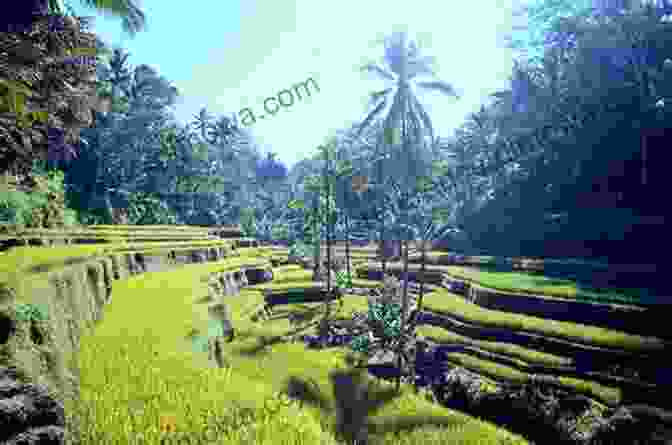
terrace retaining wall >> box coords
[466,284,668,340]
[0,241,269,445]
[354,262,669,340]
[416,311,671,391]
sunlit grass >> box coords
[417,326,621,404]
[415,325,572,368]
[420,289,666,353]
[73,259,529,445]
[0,240,234,280]
[440,352,622,406]
[442,266,646,306]
[51,244,664,444]
[356,257,649,305]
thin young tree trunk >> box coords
[396,113,411,392]
[323,150,333,326]
[345,212,351,282]
[395,237,410,392]
[418,237,427,317]
[326,159,332,295]
[313,193,320,280]
[641,130,648,187]
[378,151,387,280]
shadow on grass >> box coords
[235,320,321,357]
[265,305,324,325]
[282,369,467,445]
[193,294,214,304]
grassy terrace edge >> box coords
[264,253,667,353]
[71,254,530,445]
[258,279,625,407]
[419,288,666,352]
[356,259,649,306]
[0,240,238,277]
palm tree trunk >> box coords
[641,130,648,187]
[322,152,333,326]
[397,114,411,392]
[326,164,332,295]
[377,149,387,279]
[418,237,427,315]
[312,193,320,279]
[345,212,351,282]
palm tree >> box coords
[356,31,460,389]
[49,0,147,36]
[334,149,357,287]
[357,31,460,145]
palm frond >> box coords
[368,88,393,108]
[415,81,460,98]
[356,100,388,138]
[361,63,395,81]
[407,56,437,79]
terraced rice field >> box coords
[71,249,529,445]
[260,247,671,442]
[438,265,654,306]
[45,242,669,444]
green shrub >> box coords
[240,208,256,237]
[0,188,38,226]
[271,223,289,241]
[335,270,353,290]
[127,191,177,225]
[0,164,79,228]
[288,241,312,258]
[14,303,49,322]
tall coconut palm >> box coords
[357,31,460,146]
[356,29,459,272]
[357,31,460,389]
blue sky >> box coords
[70,0,534,168]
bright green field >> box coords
[441,265,650,306]
[71,253,529,445]
[0,240,237,282]
[419,288,666,353]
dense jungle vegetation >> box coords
[2,2,672,444]
[2,0,671,285]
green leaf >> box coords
[287,199,305,209]
[0,79,33,96]
[29,111,49,124]
[11,90,25,116]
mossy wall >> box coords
[0,242,248,443]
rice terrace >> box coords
[1,1,672,445]
[1,228,670,445]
